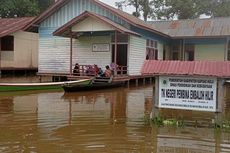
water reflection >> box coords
[0,84,229,152]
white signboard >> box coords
[92,43,110,52]
[159,76,217,112]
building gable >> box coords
[26,0,169,39]
[72,16,115,32]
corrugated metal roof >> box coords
[0,17,35,37]
[149,17,230,38]
[141,60,230,78]
[53,11,141,37]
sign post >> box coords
[158,76,217,112]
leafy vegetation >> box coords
[116,0,230,20]
[151,115,185,127]
[151,115,230,132]
[0,0,54,18]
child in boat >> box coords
[98,68,104,77]
[104,65,112,77]
[94,64,100,75]
[73,63,80,76]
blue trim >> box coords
[130,26,170,44]
[39,27,58,38]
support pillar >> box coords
[39,76,42,83]
[0,40,1,78]
[225,37,229,61]
[216,79,225,113]
[182,39,185,61]
[143,78,146,85]
[152,76,160,118]
[126,80,130,88]
[114,31,118,75]
[135,79,138,87]
[149,77,152,84]
[70,31,73,76]
[154,76,159,108]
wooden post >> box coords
[154,76,159,108]
[182,39,185,61]
[70,31,73,75]
[39,76,42,83]
[226,37,229,61]
[126,80,130,88]
[114,31,117,75]
[149,77,152,84]
[143,78,146,85]
[0,39,1,78]
[136,79,138,86]
[216,79,225,113]
[152,76,160,118]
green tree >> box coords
[209,0,230,17]
[0,0,39,18]
[115,1,126,10]
[152,0,230,20]
[116,0,153,21]
[139,0,152,21]
[38,0,55,12]
[152,0,200,20]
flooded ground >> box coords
[0,77,230,153]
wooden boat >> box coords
[0,79,91,92]
[62,77,125,92]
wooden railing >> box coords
[72,64,128,76]
[116,65,128,76]
[72,65,97,76]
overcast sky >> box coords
[100,0,134,14]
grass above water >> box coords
[151,115,230,131]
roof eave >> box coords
[171,35,229,39]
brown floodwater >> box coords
[0,77,230,153]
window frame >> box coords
[146,39,158,60]
[185,44,195,61]
[1,36,14,51]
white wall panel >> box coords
[128,36,146,75]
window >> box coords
[172,52,179,60]
[146,39,158,60]
[1,36,14,51]
[185,44,194,61]
[172,45,179,60]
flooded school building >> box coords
[1,0,230,112]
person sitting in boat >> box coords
[98,68,104,77]
[104,65,112,77]
[73,63,80,76]
[110,63,119,75]
[94,64,100,75]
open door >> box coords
[112,44,128,67]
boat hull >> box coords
[0,79,91,92]
[62,81,125,92]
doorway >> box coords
[112,44,128,67]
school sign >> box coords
[159,76,217,112]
